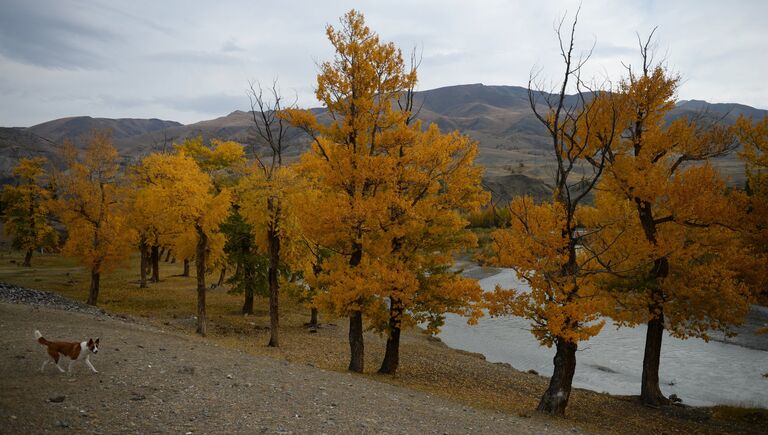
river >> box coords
[439,266,768,408]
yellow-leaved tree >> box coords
[133,149,232,335]
[285,10,416,372]
[1,157,58,267]
[736,115,768,304]
[176,135,245,286]
[486,12,623,415]
[52,131,135,305]
[590,40,752,406]
[372,115,489,374]
[286,10,487,374]
[129,162,173,288]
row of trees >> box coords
[2,9,766,417]
[1,10,489,377]
[486,13,767,414]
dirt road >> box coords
[0,302,564,434]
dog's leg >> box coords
[51,353,65,373]
[85,356,98,373]
[40,360,48,372]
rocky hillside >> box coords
[2,84,765,200]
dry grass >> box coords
[0,251,764,434]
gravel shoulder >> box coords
[0,299,563,434]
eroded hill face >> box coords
[1,84,764,201]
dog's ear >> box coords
[88,338,94,346]
[95,338,100,344]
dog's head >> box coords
[87,338,100,354]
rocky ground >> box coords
[0,285,569,435]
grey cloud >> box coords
[161,94,249,115]
[98,93,248,116]
[0,0,119,69]
[145,50,244,65]
[221,38,245,53]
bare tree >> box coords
[247,79,294,347]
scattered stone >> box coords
[493,362,512,369]
[669,394,682,404]
[130,393,146,401]
[226,374,233,379]
[56,420,70,428]
[48,395,66,403]
[527,369,539,375]
[0,282,107,316]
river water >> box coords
[439,267,768,408]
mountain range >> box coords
[1,84,764,202]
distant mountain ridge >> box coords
[2,84,765,199]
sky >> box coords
[0,0,766,127]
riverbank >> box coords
[441,268,768,408]
[0,253,766,433]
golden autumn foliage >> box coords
[593,65,751,337]
[237,165,301,261]
[132,150,232,263]
[132,148,232,335]
[1,157,58,267]
[175,136,246,175]
[736,115,768,302]
[488,198,606,346]
[486,86,625,348]
[586,58,752,405]
[286,10,487,373]
[484,13,627,413]
[52,131,136,305]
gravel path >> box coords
[0,286,566,434]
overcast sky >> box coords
[1,0,765,127]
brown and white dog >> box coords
[34,330,99,374]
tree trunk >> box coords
[267,207,281,347]
[537,339,577,416]
[195,226,208,336]
[150,245,160,282]
[22,249,33,267]
[379,299,402,374]
[144,248,152,277]
[308,307,319,331]
[242,264,254,315]
[347,244,364,372]
[641,309,669,406]
[87,267,100,306]
[216,266,227,287]
[348,311,364,373]
[139,240,148,288]
[182,258,190,277]
[164,249,172,262]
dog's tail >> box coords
[34,329,48,345]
